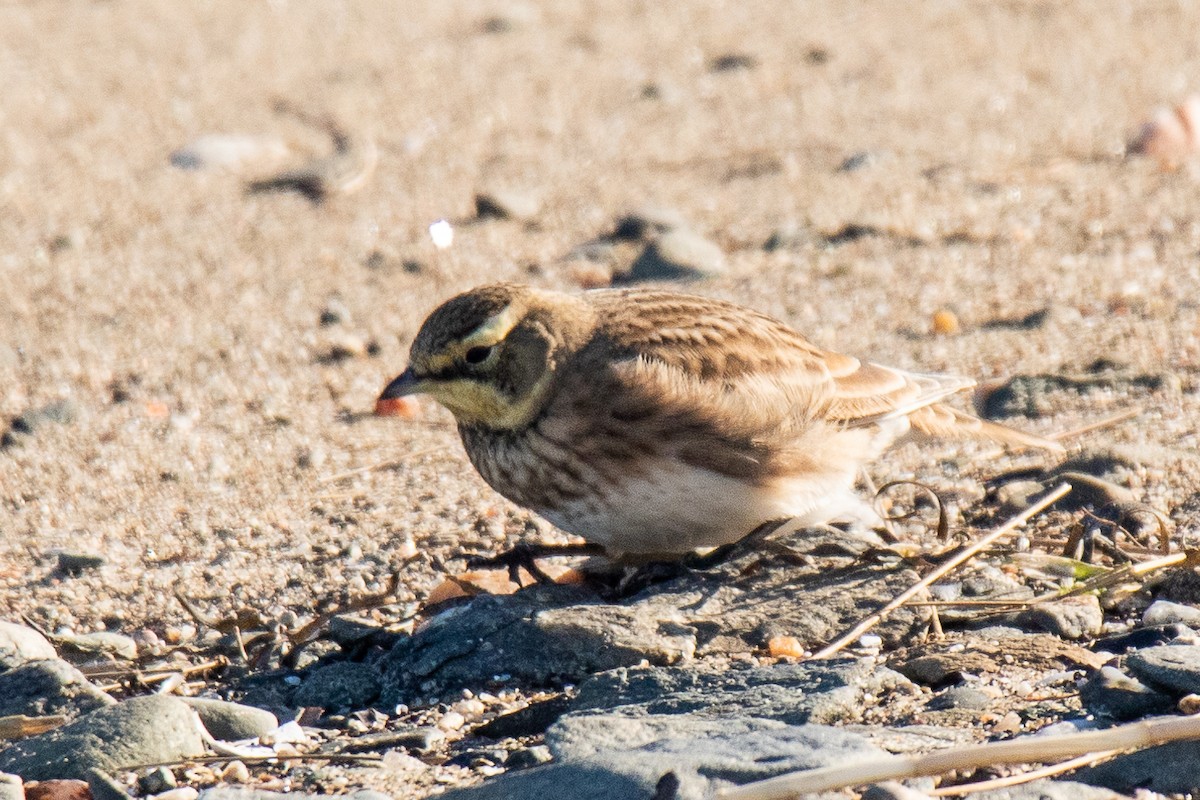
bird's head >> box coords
[379,283,591,430]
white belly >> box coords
[537,458,863,558]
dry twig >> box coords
[808,482,1071,660]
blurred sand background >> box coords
[2,0,1199,636]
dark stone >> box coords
[293,661,382,711]
[1079,666,1174,720]
[1075,739,1200,793]
[184,698,278,741]
[476,695,572,739]
[0,659,115,720]
[0,696,205,780]
[1126,645,1200,696]
[380,525,928,703]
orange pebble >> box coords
[143,400,170,418]
[931,309,960,335]
[374,395,421,419]
[767,634,806,659]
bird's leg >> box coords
[684,518,793,570]
[464,542,605,586]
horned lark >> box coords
[380,283,1061,559]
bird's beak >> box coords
[379,367,422,400]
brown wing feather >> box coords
[573,287,1060,462]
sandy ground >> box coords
[2,0,1200,642]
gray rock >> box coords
[926,687,990,711]
[137,766,176,794]
[1074,738,1200,793]
[1143,600,1200,627]
[0,659,115,719]
[293,661,382,710]
[183,698,277,741]
[380,525,928,702]
[201,791,392,800]
[1078,666,1174,720]
[564,661,911,731]
[0,622,58,671]
[626,230,725,281]
[973,779,1127,799]
[505,745,553,770]
[436,721,885,799]
[0,774,21,800]
[475,189,540,222]
[861,782,934,800]
[1126,645,1200,695]
[87,769,133,800]
[54,631,137,661]
[381,586,696,701]
[0,695,205,780]
[1017,595,1103,639]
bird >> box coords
[379,283,1062,560]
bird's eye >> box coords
[464,345,494,365]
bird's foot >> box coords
[464,542,605,587]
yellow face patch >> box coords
[408,301,553,429]
[423,371,551,429]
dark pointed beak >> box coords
[379,367,421,400]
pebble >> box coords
[169,134,290,171]
[625,229,726,282]
[150,789,198,800]
[1017,595,1103,639]
[837,150,886,172]
[504,745,552,770]
[437,710,466,731]
[1126,644,1200,696]
[219,762,250,783]
[861,782,934,800]
[926,686,990,711]
[0,658,116,719]
[138,768,176,795]
[0,695,206,780]
[184,698,278,741]
[709,53,758,72]
[293,661,382,711]
[24,780,90,800]
[930,309,960,335]
[1142,600,1200,627]
[474,189,540,222]
[85,770,132,800]
[0,621,58,670]
[55,631,138,661]
[0,774,20,800]
[1079,665,1173,721]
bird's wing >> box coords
[587,288,973,426]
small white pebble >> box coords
[151,789,199,800]
[438,710,466,731]
[429,219,454,249]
